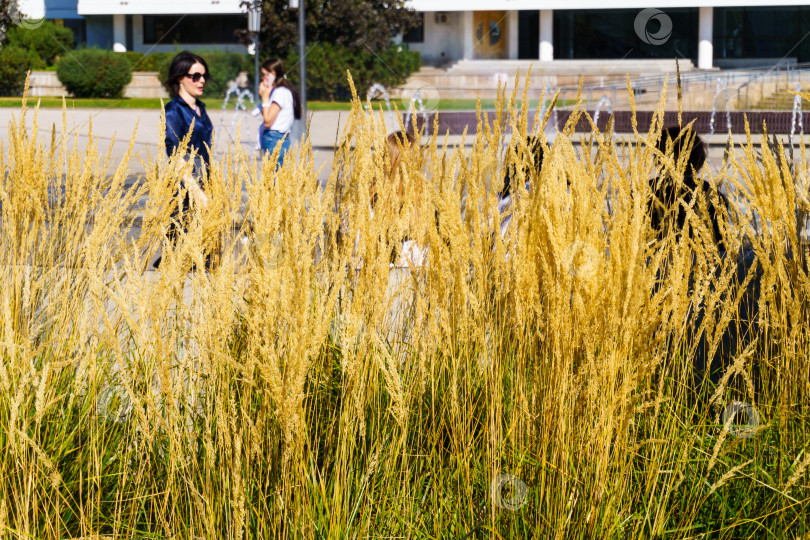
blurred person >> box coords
[498,135,546,238]
[650,125,762,393]
[649,125,729,248]
[334,131,426,268]
[258,58,302,169]
[382,130,426,267]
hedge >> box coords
[279,42,421,101]
[57,49,133,98]
[0,46,41,96]
[122,51,173,73]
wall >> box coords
[406,0,810,10]
[44,0,81,19]
[27,70,169,98]
[77,0,243,15]
[407,11,464,63]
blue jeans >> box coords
[261,129,291,168]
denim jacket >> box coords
[164,95,213,178]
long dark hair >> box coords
[656,125,707,184]
[262,57,302,119]
[166,51,210,97]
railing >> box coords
[551,62,810,109]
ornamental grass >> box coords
[0,73,808,538]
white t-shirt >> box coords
[269,86,295,133]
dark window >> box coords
[715,7,809,62]
[553,9,698,62]
[143,15,244,44]
[518,11,540,59]
[58,19,86,48]
[403,12,424,43]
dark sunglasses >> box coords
[184,72,206,83]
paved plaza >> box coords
[0,105,757,182]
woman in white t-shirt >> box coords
[258,58,302,168]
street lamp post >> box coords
[289,0,307,122]
[298,0,307,122]
[248,1,262,101]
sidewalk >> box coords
[0,105,799,185]
[0,106,352,178]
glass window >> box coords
[714,7,809,62]
[143,15,244,44]
[489,21,501,46]
[403,12,424,43]
[553,9,698,61]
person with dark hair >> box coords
[164,50,213,182]
[154,51,214,270]
[501,135,545,200]
[258,58,302,168]
[650,126,762,395]
[498,135,545,238]
[649,125,728,246]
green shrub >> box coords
[0,46,42,96]
[57,49,133,98]
[157,50,252,99]
[121,51,173,73]
[280,42,420,101]
[5,20,74,65]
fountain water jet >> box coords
[790,83,804,151]
[366,83,398,131]
[219,72,255,150]
[709,78,732,136]
[537,83,559,135]
[592,95,613,127]
[403,89,427,133]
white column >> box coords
[18,0,45,20]
[113,13,127,52]
[132,15,144,53]
[462,11,474,60]
[698,6,713,70]
[539,9,553,61]
[508,10,518,59]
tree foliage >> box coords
[237,0,422,100]
[240,0,420,57]
[5,20,74,65]
[282,42,420,101]
[0,46,39,95]
[0,0,18,46]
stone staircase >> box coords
[752,88,807,110]
[391,59,698,101]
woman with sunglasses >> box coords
[257,58,302,168]
[154,51,214,269]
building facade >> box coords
[404,1,810,69]
[16,0,810,70]
[20,0,247,53]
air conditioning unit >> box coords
[434,12,449,24]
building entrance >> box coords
[473,11,508,59]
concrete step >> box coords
[752,88,808,110]
[449,58,697,74]
[393,59,701,100]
